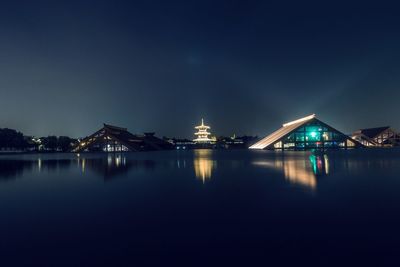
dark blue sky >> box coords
[0,0,399,138]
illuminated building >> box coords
[249,114,363,150]
[352,126,400,147]
[193,119,215,144]
[166,138,195,150]
[72,124,172,152]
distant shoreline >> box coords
[1,146,400,156]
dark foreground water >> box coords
[1,149,400,266]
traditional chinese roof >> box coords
[356,126,390,139]
[72,124,172,152]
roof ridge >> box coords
[103,123,128,131]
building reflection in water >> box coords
[176,159,186,169]
[253,154,330,191]
[193,149,216,183]
[0,154,157,181]
[0,158,73,181]
[76,154,153,180]
[37,158,42,172]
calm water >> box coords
[1,149,400,266]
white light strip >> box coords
[249,114,317,149]
[282,114,316,127]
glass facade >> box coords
[102,143,129,152]
[274,120,356,150]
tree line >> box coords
[0,128,76,152]
[40,136,75,152]
[0,128,27,150]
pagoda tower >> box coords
[193,119,214,143]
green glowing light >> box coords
[310,131,317,138]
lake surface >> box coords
[1,149,400,266]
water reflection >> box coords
[0,158,74,181]
[253,154,330,191]
[0,160,33,181]
[193,150,216,183]
[76,154,156,180]
[2,150,398,187]
[309,154,329,175]
[37,158,42,172]
[0,154,155,181]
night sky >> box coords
[1,1,399,138]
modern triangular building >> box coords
[72,124,173,152]
[249,114,363,150]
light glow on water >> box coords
[1,149,400,265]
[193,149,216,182]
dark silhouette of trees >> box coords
[0,128,75,152]
[58,136,73,152]
[40,136,75,152]
[41,136,58,151]
[0,128,28,150]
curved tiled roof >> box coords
[358,127,390,138]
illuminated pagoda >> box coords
[193,119,215,144]
[249,114,363,150]
[72,124,172,152]
[352,126,400,147]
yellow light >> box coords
[193,150,215,183]
[324,154,329,175]
[252,159,317,190]
[193,118,214,143]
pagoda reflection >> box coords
[193,149,216,183]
